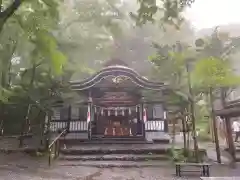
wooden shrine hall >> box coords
[50,59,170,142]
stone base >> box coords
[57,160,172,167]
[59,154,169,161]
[60,144,170,155]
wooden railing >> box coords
[48,128,67,166]
[50,119,87,133]
[145,119,165,132]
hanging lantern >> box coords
[136,106,138,112]
[87,105,91,123]
[128,108,131,115]
[143,108,147,123]
[122,109,125,116]
[130,128,132,136]
[108,109,110,116]
[164,111,167,119]
[94,106,97,113]
[101,108,104,116]
[115,108,118,116]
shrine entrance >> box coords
[103,115,131,137]
[91,91,144,138]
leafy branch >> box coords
[0,0,25,31]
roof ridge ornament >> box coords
[112,75,128,84]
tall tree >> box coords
[0,0,67,136]
[149,41,200,161]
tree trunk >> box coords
[20,60,37,147]
[182,109,187,155]
[182,117,187,148]
[172,118,176,148]
[209,116,214,142]
[209,87,221,163]
[0,43,16,136]
[186,62,199,162]
[0,0,23,33]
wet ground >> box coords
[0,135,239,179]
[0,153,240,180]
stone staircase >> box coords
[57,133,173,167]
[58,144,172,167]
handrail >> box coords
[48,128,67,166]
[48,129,67,148]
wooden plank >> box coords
[201,178,237,180]
[175,162,211,166]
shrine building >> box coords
[49,59,170,142]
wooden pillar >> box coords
[67,105,71,133]
[137,105,141,135]
[87,97,93,140]
[140,99,145,138]
[164,111,168,132]
[45,111,51,151]
[40,110,45,146]
[225,116,236,166]
[219,88,236,165]
[210,89,221,164]
[0,103,4,136]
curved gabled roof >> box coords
[70,65,166,91]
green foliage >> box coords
[168,148,186,162]
[192,57,240,88]
[168,148,207,162]
[191,28,240,91]
[14,0,66,75]
[149,42,193,105]
[132,0,195,26]
[149,43,187,84]
[34,30,67,75]
[0,0,65,92]
[0,0,69,136]
[57,0,128,79]
[196,27,240,60]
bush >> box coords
[168,148,186,162]
[168,148,207,163]
[198,130,212,142]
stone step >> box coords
[59,136,154,144]
[61,140,154,145]
[236,149,240,153]
[234,142,240,152]
[60,145,170,155]
[61,134,145,140]
[59,154,169,161]
[152,139,170,144]
[57,160,172,168]
[91,136,144,140]
[235,153,240,162]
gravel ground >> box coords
[0,153,240,180]
[0,136,239,180]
